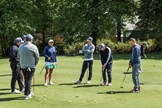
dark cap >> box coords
[99,43,105,51]
[21,35,26,40]
[87,37,93,41]
[26,34,33,41]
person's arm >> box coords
[34,45,39,66]
[9,46,18,62]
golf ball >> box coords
[69,101,71,103]
[44,99,46,101]
[94,100,97,103]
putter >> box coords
[99,66,105,86]
[39,63,47,74]
[120,67,129,88]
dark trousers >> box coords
[102,63,112,83]
[79,60,93,82]
[10,62,24,92]
[22,68,35,96]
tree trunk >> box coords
[117,18,122,42]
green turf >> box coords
[0,53,162,108]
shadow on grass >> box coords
[98,91,131,95]
[140,82,162,85]
[59,83,76,86]
[0,88,10,91]
[73,84,100,88]
[123,72,132,74]
[0,74,11,77]
[32,84,44,87]
[0,96,23,102]
[0,92,11,95]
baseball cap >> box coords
[99,43,105,50]
[48,39,54,43]
[15,37,23,43]
[129,38,136,42]
[26,34,33,41]
[21,35,26,40]
[142,42,148,47]
[87,37,93,41]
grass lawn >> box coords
[0,53,162,108]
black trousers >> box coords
[79,60,93,82]
[22,68,35,96]
[10,62,24,92]
[102,63,112,83]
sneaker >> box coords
[25,94,32,100]
[101,82,107,86]
[44,83,48,86]
[20,88,25,93]
[131,90,140,93]
[86,80,91,84]
[12,89,21,94]
[74,80,82,84]
[107,83,112,86]
[48,81,54,85]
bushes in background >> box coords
[58,39,162,55]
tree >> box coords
[138,0,162,39]
[56,0,137,47]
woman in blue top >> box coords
[44,39,57,86]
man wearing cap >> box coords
[21,35,26,43]
[129,38,141,93]
[43,39,57,86]
[141,42,148,58]
[99,43,113,86]
[19,34,39,99]
[9,37,24,94]
[75,37,95,84]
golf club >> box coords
[99,66,106,86]
[120,67,129,88]
[39,63,47,74]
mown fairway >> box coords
[0,53,162,108]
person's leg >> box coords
[44,69,50,85]
[132,64,140,91]
[107,63,112,84]
[17,66,24,91]
[10,62,18,92]
[25,68,34,96]
[22,69,27,96]
[88,60,93,81]
[48,69,54,84]
[79,61,88,82]
[102,66,107,84]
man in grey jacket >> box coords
[19,34,39,99]
[75,37,95,84]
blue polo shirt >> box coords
[44,45,57,62]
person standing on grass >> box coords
[129,38,141,93]
[19,34,39,99]
[43,39,57,86]
[9,37,24,94]
[74,37,95,84]
[141,42,149,59]
[98,43,113,86]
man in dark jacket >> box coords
[99,43,113,86]
[9,37,24,94]
[141,42,148,58]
